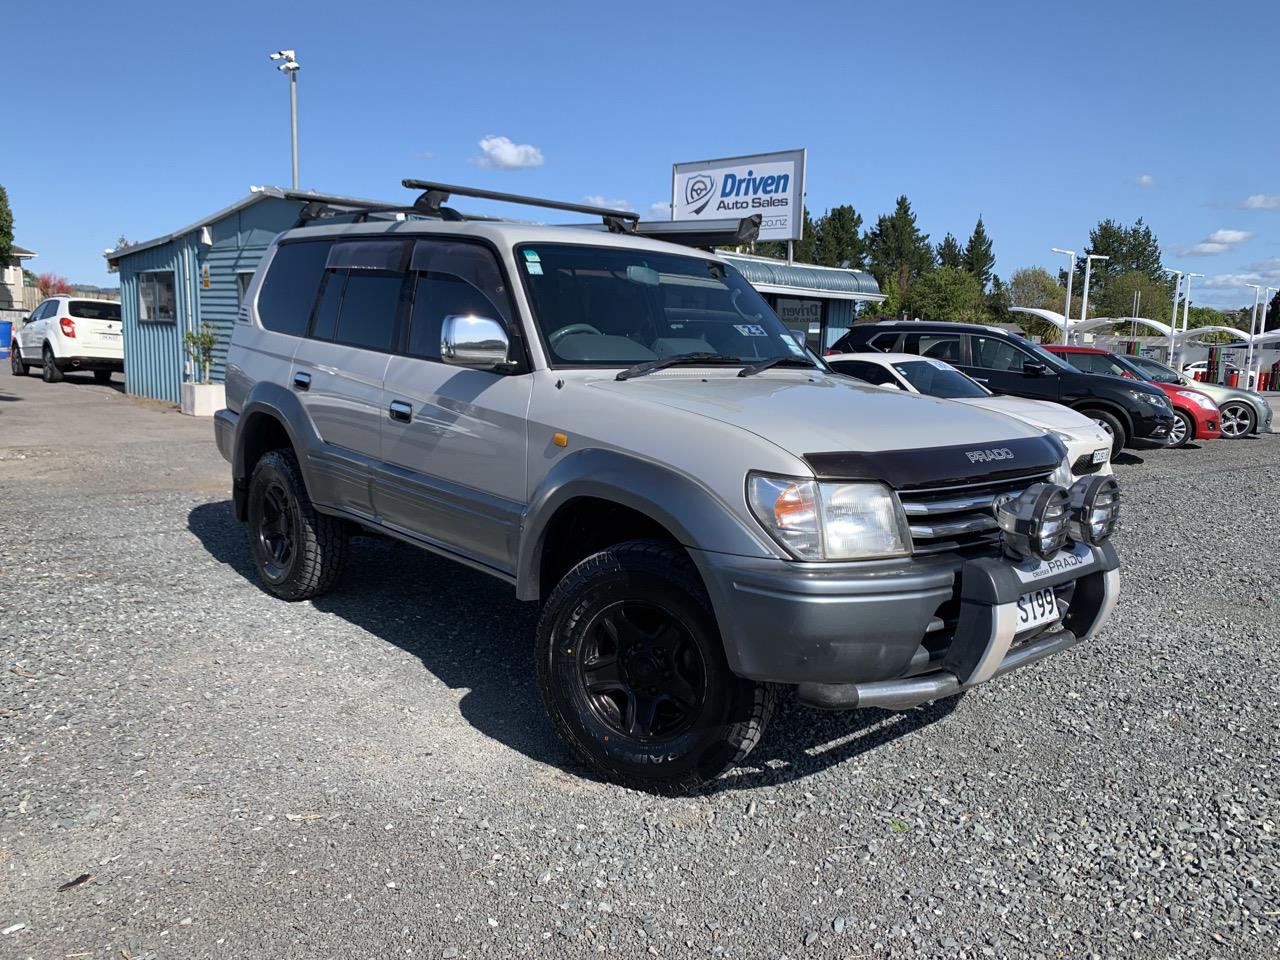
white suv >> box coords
[10,295,124,383]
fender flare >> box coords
[515,448,777,601]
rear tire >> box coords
[41,345,62,383]
[9,346,28,377]
[246,448,348,601]
[1168,410,1193,448]
[93,369,113,384]
[1082,409,1126,455]
[535,539,773,793]
[1219,402,1255,439]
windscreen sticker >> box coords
[735,324,768,337]
[525,261,543,275]
[925,358,952,369]
[782,335,806,356]
[523,249,541,262]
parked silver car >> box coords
[213,182,1122,791]
[1127,355,1272,438]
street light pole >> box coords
[1051,247,1075,344]
[1079,254,1109,343]
[1176,272,1204,370]
[268,50,300,190]
[1163,268,1182,364]
[1245,283,1263,388]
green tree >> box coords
[913,266,987,324]
[866,196,934,316]
[962,216,995,292]
[1094,269,1174,326]
[1268,290,1280,332]
[0,184,13,269]
[935,233,963,269]
[986,274,1009,322]
[1076,217,1164,290]
[813,205,865,268]
[754,206,817,262]
[1009,267,1065,311]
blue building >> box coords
[105,188,338,403]
[105,188,883,403]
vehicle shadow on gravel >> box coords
[188,500,959,793]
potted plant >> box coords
[180,322,224,416]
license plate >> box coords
[1091,448,1109,464]
[1016,586,1058,632]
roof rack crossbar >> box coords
[403,179,640,225]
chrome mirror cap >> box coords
[440,315,510,369]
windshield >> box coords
[517,243,804,367]
[892,359,989,399]
[1126,355,1180,383]
[69,300,121,321]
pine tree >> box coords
[0,184,14,269]
[962,216,995,292]
[936,233,963,269]
[866,196,934,317]
[813,205,865,268]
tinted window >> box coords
[69,300,121,321]
[334,270,404,352]
[829,359,898,385]
[893,360,988,399]
[1069,352,1128,377]
[408,273,507,361]
[868,332,900,352]
[258,241,333,336]
[903,333,962,362]
[970,335,1028,371]
[309,269,345,341]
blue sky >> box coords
[7,0,1278,307]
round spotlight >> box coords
[1067,475,1120,545]
[995,482,1071,561]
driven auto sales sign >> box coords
[672,149,806,243]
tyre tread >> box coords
[250,448,348,601]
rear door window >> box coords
[257,240,334,336]
[902,332,963,363]
[333,269,405,352]
[970,335,1028,371]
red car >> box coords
[1044,346,1221,448]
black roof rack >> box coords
[633,214,761,250]
[403,179,640,232]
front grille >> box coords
[898,470,1053,556]
[1071,453,1105,476]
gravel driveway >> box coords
[2,372,1276,959]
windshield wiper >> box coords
[737,355,818,378]
[615,352,744,381]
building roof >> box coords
[717,252,884,301]
[12,244,35,259]
[103,185,400,266]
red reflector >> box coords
[60,317,77,338]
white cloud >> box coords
[1201,273,1263,289]
[647,201,671,219]
[472,136,544,170]
[1130,174,1155,188]
[1180,228,1253,256]
[1241,194,1280,209]
[583,194,632,212]
[1205,229,1253,244]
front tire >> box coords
[9,346,29,377]
[1219,402,1255,439]
[246,448,348,601]
[1168,410,1193,448]
[1083,409,1126,455]
[536,540,773,793]
[41,345,63,383]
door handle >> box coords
[293,371,311,391]
[389,400,413,422]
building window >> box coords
[138,271,176,322]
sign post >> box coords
[672,149,806,249]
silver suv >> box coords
[215,182,1121,791]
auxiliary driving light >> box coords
[1067,475,1120,545]
[994,482,1071,561]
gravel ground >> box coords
[1,372,1277,960]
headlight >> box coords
[1175,390,1218,412]
[1128,389,1171,411]
[747,474,911,560]
[994,482,1071,561]
[1067,475,1120,545]
[1050,455,1073,488]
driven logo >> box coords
[965,447,1016,464]
[685,175,715,215]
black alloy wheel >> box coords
[577,600,707,742]
[256,481,297,581]
[10,346,28,376]
[42,345,63,383]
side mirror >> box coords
[440,314,510,370]
[1023,361,1049,377]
